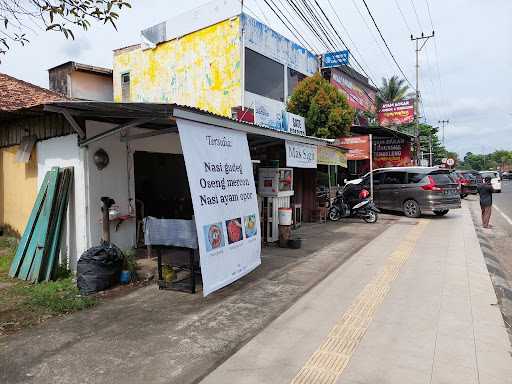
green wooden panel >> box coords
[29,167,60,283]
[44,168,73,281]
[9,172,50,278]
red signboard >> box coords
[330,69,376,113]
[334,135,370,160]
[373,136,413,168]
[377,100,415,127]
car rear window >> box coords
[480,171,497,179]
[429,173,455,184]
[407,173,427,184]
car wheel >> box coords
[403,199,421,218]
[434,209,449,216]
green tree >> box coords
[0,0,131,59]
[287,72,355,138]
[376,75,412,110]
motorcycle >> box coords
[328,185,380,223]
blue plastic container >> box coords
[119,270,132,284]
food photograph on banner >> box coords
[177,118,262,296]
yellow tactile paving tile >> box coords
[290,220,429,384]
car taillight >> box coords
[460,178,469,185]
[421,175,443,191]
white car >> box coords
[480,171,501,192]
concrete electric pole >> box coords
[438,119,449,145]
[411,31,435,165]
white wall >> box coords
[85,121,182,252]
[37,134,88,270]
[70,71,113,101]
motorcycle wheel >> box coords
[328,207,341,221]
[364,211,378,223]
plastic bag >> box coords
[76,242,124,295]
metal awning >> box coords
[42,101,328,147]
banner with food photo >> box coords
[177,119,262,296]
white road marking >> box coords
[494,204,512,226]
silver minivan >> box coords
[349,167,461,217]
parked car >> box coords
[479,171,502,192]
[345,167,461,218]
[502,171,512,180]
[453,171,479,197]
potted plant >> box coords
[120,249,137,284]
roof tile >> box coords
[0,72,65,111]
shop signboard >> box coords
[283,112,306,136]
[317,146,347,168]
[373,136,413,168]
[322,50,350,68]
[177,119,261,296]
[253,98,285,132]
[335,135,370,160]
[330,68,376,112]
[285,140,317,168]
[377,99,415,127]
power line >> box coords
[325,0,377,81]
[310,0,377,87]
[349,0,396,75]
[394,0,413,35]
[409,0,423,32]
[360,0,415,89]
[308,0,378,104]
[260,0,318,54]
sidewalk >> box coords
[200,204,512,384]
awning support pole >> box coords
[44,106,86,139]
[79,118,154,147]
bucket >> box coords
[278,208,293,226]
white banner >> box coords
[177,119,261,296]
[286,140,317,168]
[283,112,306,136]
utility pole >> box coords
[438,119,449,145]
[411,31,435,165]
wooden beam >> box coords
[79,118,154,147]
[44,106,86,138]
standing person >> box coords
[477,176,494,228]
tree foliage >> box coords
[461,150,512,171]
[0,0,131,59]
[287,73,355,138]
[376,75,412,111]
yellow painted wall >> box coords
[113,18,241,117]
[0,146,38,236]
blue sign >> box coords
[322,50,350,68]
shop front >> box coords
[335,126,414,178]
[40,102,326,295]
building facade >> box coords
[112,1,317,120]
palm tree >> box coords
[376,75,411,110]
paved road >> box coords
[468,179,512,343]
[201,205,512,384]
[494,179,512,226]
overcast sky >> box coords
[1,0,510,157]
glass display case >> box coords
[258,168,294,197]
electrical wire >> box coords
[349,0,396,76]
[260,0,318,54]
[394,0,413,35]
[326,0,377,81]
[360,0,415,90]
[409,0,423,32]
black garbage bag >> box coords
[76,242,124,295]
